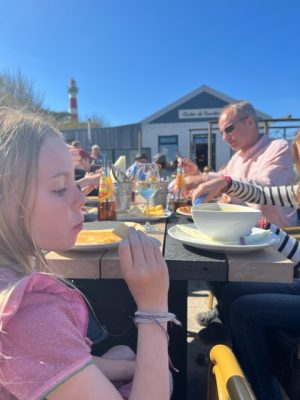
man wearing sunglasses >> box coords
[187,100,297,228]
[186,101,298,330]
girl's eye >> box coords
[53,188,67,196]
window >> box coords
[158,135,178,162]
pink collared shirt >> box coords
[210,135,297,227]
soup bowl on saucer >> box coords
[191,203,261,243]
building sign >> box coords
[178,108,220,119]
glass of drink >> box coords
[136,163,160,232]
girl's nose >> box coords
[73,184,85,209]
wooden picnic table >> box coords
[46,214,293,400]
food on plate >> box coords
[76,222,145,246]
[118,204,165,217]
[143,204,164,216]
[112,222,144,238]
[177,205,192,215]
[75,230,122,244]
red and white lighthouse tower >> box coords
[68,79,79,122]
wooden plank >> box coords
[46,251,101,279]
[100,222,166,279]
[227,247,294,283]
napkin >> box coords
[176,224,271,245]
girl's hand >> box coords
[119,229,169,312]
[192,177,229,204]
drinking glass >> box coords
[136,163,160,232]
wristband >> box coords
[223,176,232,192]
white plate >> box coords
[176,206,192,216]
[117,210,172,221]
[71,229,121,252]
[168,224,279,253]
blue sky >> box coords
[0,0,299,126]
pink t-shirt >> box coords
[0,268,93,400]
[211,135,298,227]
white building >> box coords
[141,85,270,171]
[62,84,275,170]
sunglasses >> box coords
[221,116,248,135]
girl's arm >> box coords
[226,179,298,208]
[47,229,170,400]
[192,176,298,208]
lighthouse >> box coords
[68,79,79,122]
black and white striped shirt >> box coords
[227,180,298,208]
[226,179,300,272]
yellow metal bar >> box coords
[209,345,256,400]
[210,345,244,380]
[213,365,229,400]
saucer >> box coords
[168,224,279,253]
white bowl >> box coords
[191,203,261,242]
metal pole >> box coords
[87,118,92,148]
[138,131,142,152]
[188,129,192,159]
[208,121,212,169]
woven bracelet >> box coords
[133,311,181,326]
[133,311,181,373]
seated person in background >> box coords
[67,145,101,195]
[74,148,94,180]
[71,139,81,148]
[126,152,148,178]
[195,176,300,399]
[0,108,172,400]
[153,153,171,181]
[91,144,105,169]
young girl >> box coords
[0,109,171,399]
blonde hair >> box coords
[0,108,62,276]
[292,130,300,175]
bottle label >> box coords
[99,176,113,202]
[175,174,185,189]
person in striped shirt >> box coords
[194,176,300,399]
